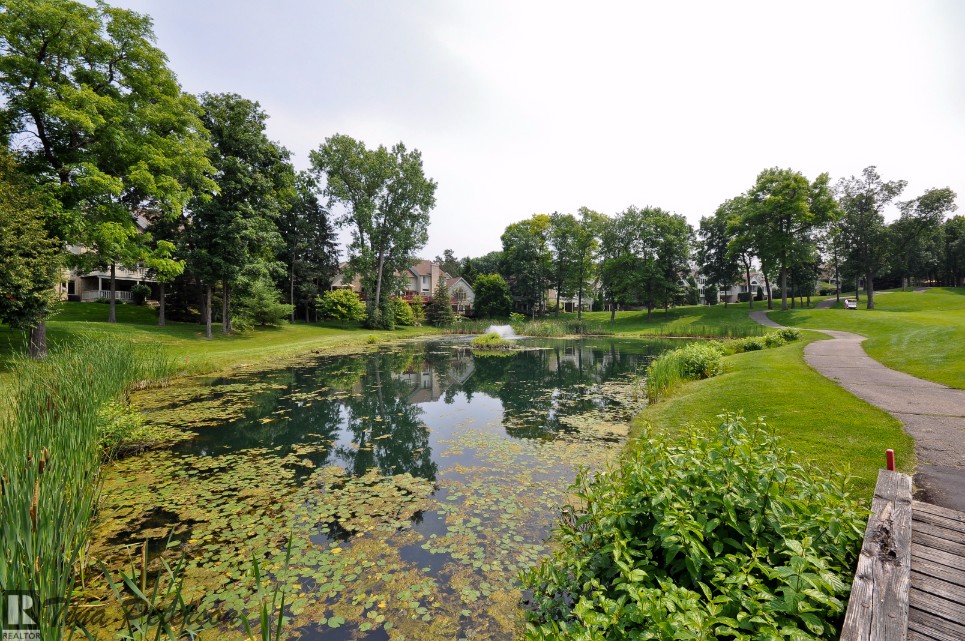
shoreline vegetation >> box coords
[1,288,957,638]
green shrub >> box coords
[392,297,416,326]
[764,332,786,348]
[130,283,152,305]
[316,289,366,323]
[523,414,866,641]
[777,327,801,342]
[235,277,294,327]
[736,336,767,352]
[676,341,724,379]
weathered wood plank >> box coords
[908,607,965,641]
[913,509,965,534]
[913,519,965,549]
[912,527,965,558]
[913,500,965,524]
[911,543,965,573]
[840,470,913,641]
[912,570,965,606]
[909,586,965,627]
[910,555,965,587]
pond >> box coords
[82,337,674,640]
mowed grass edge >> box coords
[634,333,914,499]
[772,287,965,389]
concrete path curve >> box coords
[751,311,965,511]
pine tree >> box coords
[427,279,455,326]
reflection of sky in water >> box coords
[164,338,669,482]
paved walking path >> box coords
[750,310,965,512]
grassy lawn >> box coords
[578,302,766,336]
[771,287,965,389]
[635,333,914,499]
[0,302,438,384]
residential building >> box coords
[332,259,475,316]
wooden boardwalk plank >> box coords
[909,586,965,626]
[908,606,965,641]
[911,543,965,573]
[911,570,965,606]
[840,470,913,641]
[914,500,965,524]
[910,555,965,587]
[911,522,965,557]
[911,517,965,545]
[913,509,965,534]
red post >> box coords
[886,449,895,471]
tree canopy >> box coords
[310,134,436,329]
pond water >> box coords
[84,337,673,640]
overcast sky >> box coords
[110,0,964,259]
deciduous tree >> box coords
[472,273,512,318]
[0,0,214,345]
[836,167,906,309]
[310,134,437,329]
[0,155,61,357]
[500,215,551,318]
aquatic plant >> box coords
[645,341,725,403]
[0,340,156,639]
[470,332,515,350]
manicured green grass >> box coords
[0,302,438,383]
[578,302,767,336]
[635,334,914,499]
[771,287,965,389]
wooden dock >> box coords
[840,470,965,641]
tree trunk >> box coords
[855,277,861,301]
[763,273,773,310]
[866,272,875,310]
[745,264,753,310]
[205,283,213,339]
[576,264,584,321]
[158,282,166,326]
[374,250,386,318]
[780,267,788,311]
[610,301,616,322]
[199,284,207,326]
[290,260,296,323]
[222,281,230,334]
[109,262,117,322]
[28,322,48,359]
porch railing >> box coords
[81,290,133,302]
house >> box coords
[63,214,158,302]
[720,271,775,303]
[332,259,475,316]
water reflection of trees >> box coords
[173,340,669,478]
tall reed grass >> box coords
[0,340,175,639]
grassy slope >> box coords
[771,287,965,389]
[0,302,438,382]
[636,334,914,498]
[578,302,765,335]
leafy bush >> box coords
[316,289,366,323]
[777,327,801,342]
[131,283,152,305]
[409,294,426,324]
[734,336,767,352]
[523,414,866,641]
[704,284,718,305]
[392,297,416,326]
[764,332,786,348]
[473,273,514,318]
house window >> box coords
[453,289,466,302]
[421,275,429,290]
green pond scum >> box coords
[77,338,674,640]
